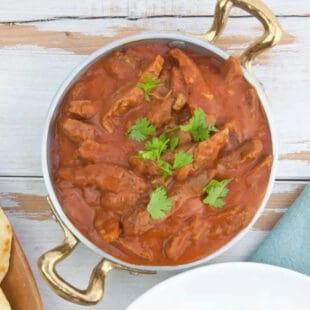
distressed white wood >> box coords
[0,0,309,22]
[0,17,309,178]
[0,1,309,308]
[0,178,306,309]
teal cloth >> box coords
[248,184,310,276]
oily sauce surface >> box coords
[51,42,272,265]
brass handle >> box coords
[38,197,155,305]
[205,0,282,70]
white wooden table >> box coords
[0,1,309,309]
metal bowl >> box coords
[38,0,282,305]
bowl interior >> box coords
[42,33,277,272]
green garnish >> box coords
[180,108,218,142]
[147,186,173,220]
[127,117,155,141]
[136,74,163,102]
[203,179,231,208]
[138,134,172,176]
[158,159,173,176]
[138,134,169,161]
[169,136,179,150]
[173,151,193,169]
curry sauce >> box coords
[51,42,272,265]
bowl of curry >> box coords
[38,0,282,305]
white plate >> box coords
[127,262,310,310]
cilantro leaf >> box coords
[180,108,218,142]
[158,159,172,176]
[138,134,169,161]
[147,186,173,220]
[127,117,155,141]
[207,123,218,134]
[169,136,179,150]
[136,74,163,102]
[203,179,231,208]
[173,151,193,169]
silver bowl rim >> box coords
[41,32,277,272]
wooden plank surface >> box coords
[0,178,307,309]
[0,0,309,309]
[0,16,309,178]
[0,0,309,22]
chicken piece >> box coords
[250,154,272,174]
[58,163,147,194]
[115,237,153,260]
[77,139,129,165]
[185,205,246,242]
[101,191,142,214]
[208,205,248,237]
[174,197,206,222]
[223,119,243,145]
[194,128,229,166]
[160,149,175,163]
[216,139,263,177]
[94,210,120,242]
[221,56,243,82]
[171,170,216,207]
[170,48,214,112]
[68,100,97,118]
[122,207,154,236]
[245,87,260,115]
[190,215,211,241]
[174,128,229,181]
[162,130,192,157]
[56,187,95,233]
[70,81,86,100]
[106,50,138,80]
[183,205,245,240]
[159,64,170,78]
[62,118,96,143]
[129,156,162,177]
[176,130,192,146]
[146,96,174,128]
[122,170,215,236]
[174,93,187,111]
[245,155,273,187]
[102,55,164,132]
[83,186,101,207]
[171,67,188,111]
[164,230,192,260]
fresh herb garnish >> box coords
[203,179,231,208]
[180,108,218,142]
[127,117,155,141]
[173,151,193,169]
[138,134,172,176]
[169,136,179,150]
[207,123,218,134]
[147,186,173,220]
[136,74,163,102]
[138,134,169,161]
[135,109,218,178]
[158,159,173,176]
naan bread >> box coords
[0,288,10,310]
[0,208,12,283]
[0,208,12,310]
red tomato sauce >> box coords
[51,42,272,265]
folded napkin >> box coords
[248,184,310,276]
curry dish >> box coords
[51,42,272,265]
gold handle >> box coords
[38,197,155,305]
[205,0,282,70]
